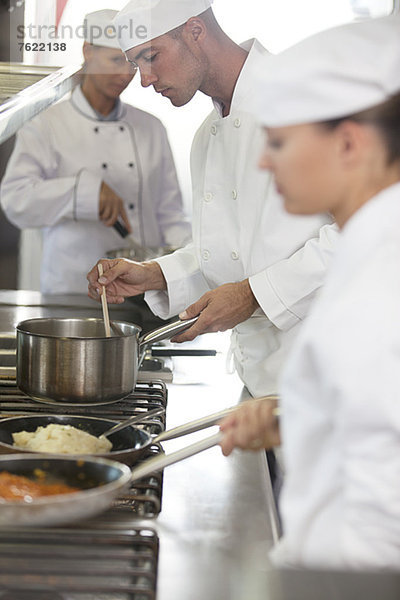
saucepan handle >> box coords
[129,432,222,483]
[139,317,198,349]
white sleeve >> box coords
[249,222,339,331]
[144,243,210,319]
[153,126,192,248]
[0,116,101,229]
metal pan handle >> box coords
[130,432,222,483]
[153,406,236,443]
[139,317,198,349]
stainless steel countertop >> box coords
[154,334,279,600]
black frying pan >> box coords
[0,406,236,467]
[0,415,157,466]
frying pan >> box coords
[16,316,197,406]
[0,407,235,527]
[0,406,237,466]
[0,400,280,527]
[0,455,132,527]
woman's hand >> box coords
[219,396,281,456]
[87,258,166,304]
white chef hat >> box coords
[113,0,214,52]
[84,10,120,49]
[255,14,400,128]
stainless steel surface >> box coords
[130,431,223,482]
[109,221,179,261]
[107,244,179,262]
[0,62,81,145]
[154,334,280,600]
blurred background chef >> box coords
[0,9,191,300]
[220,14,400,570]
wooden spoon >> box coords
[97,263,111,338]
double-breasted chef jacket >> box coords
[0,86,191,294]
[145,39,339,397]
[274,182,400,570]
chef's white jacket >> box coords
[0,86,191,294]
[145,39,338,396]
[274,182,400,570]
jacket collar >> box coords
[212,38,269,118]
[70,85,125,121]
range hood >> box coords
[0,61,81,146]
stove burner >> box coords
[0,528,159,599]
[0,380,168,518]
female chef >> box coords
[219,13,400,570]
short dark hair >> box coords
[167,23,184,40]
[322,92,400,165]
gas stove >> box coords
[0,527,159,600]
[0,334,167,598]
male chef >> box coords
[0,9,191,296]
[88,0,338,398]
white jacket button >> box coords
[204,192,213,203]
[202,250,210,261]
[234,118,241,128]
[211,125,217,135]
[231,250,239,260]
[232,189,238,200]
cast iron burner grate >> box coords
[0,527,159,599]
[0,381,168,518]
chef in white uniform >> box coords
[0,9,191,295]
[220,14,400,570]
[87,0,338,398]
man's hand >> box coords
[172,279,259,342]
[219,397,281,456]
[87,258,166,304]
[99,181,131,231]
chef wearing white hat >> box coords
[220,14,400,570]
[88,0,338,402]
[0,9,191,301]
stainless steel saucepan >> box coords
[16,316,197,406]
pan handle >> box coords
[129,432,222,483]
[152,397,280,444]
[152,406,237,443]
[139,317,198,349]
